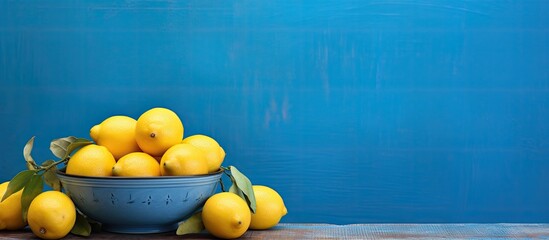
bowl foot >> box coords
[102,223,179,234]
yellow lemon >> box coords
[182,134,225,173]
[27,191,76,239]
[90,115,141,159]
[112,152,161,177]
[160,143,208,176]
[0,182,25,230]
[135,107,184,157]
[250,185,287,230]
[202,192,251,239]
[219,146,226,162]
[66,144,116,177]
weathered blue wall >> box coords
[1,1,548,223]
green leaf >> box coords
[1,170,34,202]
[71,211,92,237]
[229,183,246,200]
[88,220,102,233]
[50,136,76,159]
[26,163,35,171]
[64,138,93,159]
[50,137,93,159]
[176,212,204,235]
[41,160,61,191]
[21,174,44,223]
[23,137,38,170]
[229,166,256,213]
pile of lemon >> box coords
[0,107,286,239]
[66,107,224,177]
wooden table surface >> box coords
[2,223,549,239]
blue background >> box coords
[1,1,548,224]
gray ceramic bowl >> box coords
[56,170,222,234]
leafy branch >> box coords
[1,136,94,236]
[3,136,259,238]
[222,166,257,214]
[177,165,256,236]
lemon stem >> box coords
[38,157,70,173]
[220,166,230,171]
[219,178,227,192]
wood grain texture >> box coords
[1,224,549,239]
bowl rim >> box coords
[56,168,224,180]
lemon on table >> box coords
[160,143,208,176]
[27,191,76,240]
[249,185,287,230]
[202,192,251,239]
[66,144,116,177]
[90,115,141,159]
[112,152,161,177]
[182,134,225,173]
[0,182,25,230]
[135,107,184,157]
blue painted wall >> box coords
[1,1,548,223]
